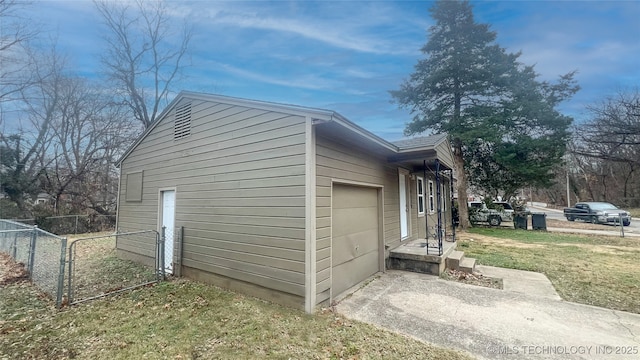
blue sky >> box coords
[19,0,640,140]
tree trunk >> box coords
[453,143,471,229]
[622,165,634,201]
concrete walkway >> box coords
[475,265,561,301]
[337,270,640,360]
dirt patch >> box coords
[456,232,543,249]
[441,269,503,289]
[554,242,640,255]
[546,219,624,230]
[0,252,29,285]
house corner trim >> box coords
[304,117,317,313]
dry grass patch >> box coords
[457,232,544,249]
[628,208,640,218]
[554,242,640,255]
[66,233,159,303]
[457,228,640,313]
[545,219,612,230]
[1,277,471,360]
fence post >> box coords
[28,226,38,277]
[57,237,68,308]
[176,226,184,277]
[75,215,79,234]
[620,214,625,238]
[160,227,166,280]
[12,231,18,259]
[68,243,74,305]
[158,231,163,281]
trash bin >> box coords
[514,213,528,230]
[531,212,547,231]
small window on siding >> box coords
[417,177,425,216]
[428,180,435,213]
[126,171,143,202]
[174,102,191,140]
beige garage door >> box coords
[332,184,380,297]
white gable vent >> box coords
[174,102,192,140]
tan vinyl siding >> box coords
[435,141,455,170]
[314,134,400,303]
[118,98,307,297]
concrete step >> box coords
[387,239,457,276]
[445,250,465,271]
[459,257,477,273]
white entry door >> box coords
[161,190,175,274]
[399,174,409,239]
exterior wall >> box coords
[435,141,455,170]
[314,133,405,305]
[117,98,307,304]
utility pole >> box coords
[566,170,571,207]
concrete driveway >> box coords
[337,269,640,359]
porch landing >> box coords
[386,239,476,275]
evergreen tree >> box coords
[391,0,578,228]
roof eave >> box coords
[327,112,398,153]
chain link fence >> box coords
[0,219,32,264]
[67,230,163,305]
[10,215,116,235]
[2,219,165,308]
[0,219,67,307]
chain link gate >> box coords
[67,230,164,305]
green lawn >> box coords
[459,228,640,313]
[0,278,471,360]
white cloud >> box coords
[214,13,390,54]
[191,2,422,56]
[209,61,342,91]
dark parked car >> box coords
[564,202,631,226]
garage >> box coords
[331,184,381,297]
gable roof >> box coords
[117,91,399,166]
[116,91,451,168]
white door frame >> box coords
[158,187,176,274]
[398,170,410,240]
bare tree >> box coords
[573,90,640,164]
[0,47,64,212]
[95,0,191,129]
[41,76,136,215]
[2,44,139,216]
[0,0,38,104]
[566,90,640,206]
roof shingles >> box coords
[392,133,448,150]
